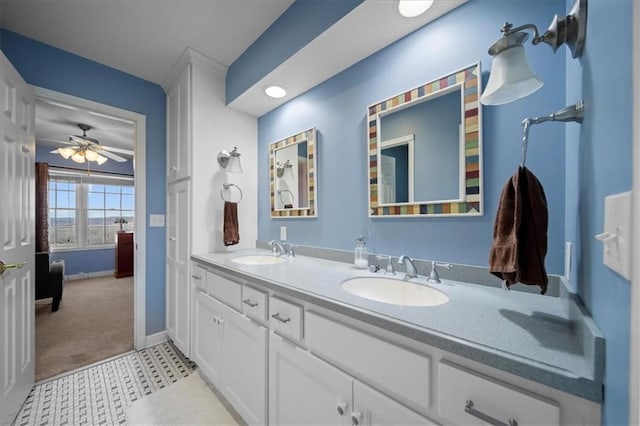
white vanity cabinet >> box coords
[190,260,600,426]
[191,268,267,426]
[269,332,437,426]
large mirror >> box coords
[368,62,483,217]
[270,128,317,218]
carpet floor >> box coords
[35,275,134,382]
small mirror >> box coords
[270,128,317,218]
[368,62,483,217]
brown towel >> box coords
[489,167,548,294]
[223,202,239,246]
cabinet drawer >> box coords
[269,296,303,342]
[306,311,431,414]
[206,271,242,310]
[438,361,559,425]
[191,264,207,292]
[242,285,267,322]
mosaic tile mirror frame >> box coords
[367,62,483,217]
[270,127,317,218]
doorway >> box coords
[33,87,146,380]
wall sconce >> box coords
[480,0,587,105]
[217,146,243,173]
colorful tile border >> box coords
[367,63,483,217]
[270,128,317,218]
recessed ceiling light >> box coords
[265,85,287,99]
[398,0,434,18]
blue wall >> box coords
[258,0,567,273]
[564,0,633,424]
[256,0,634,423]
[36,147,134,276]
[2,29,167,335]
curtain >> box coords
[35,162,49,253]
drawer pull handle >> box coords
[465,400,517,426]
[243,299,258,308]
[351,411,362,426]
[271,313,291,323]
[191,275,201,280]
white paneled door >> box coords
[0,51,35,425]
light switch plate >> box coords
[150,214,165,227]
[280,226,287,241]
[599,191,631,280]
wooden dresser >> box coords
[115,232,134,278]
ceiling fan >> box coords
[50,123,133,164]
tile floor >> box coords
[14,342,196,426]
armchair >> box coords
[35,252,64,312]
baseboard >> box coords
[65,270,115,281]
[146,331,168,347]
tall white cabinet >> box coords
[163,48,257,356]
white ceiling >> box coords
[0,0,294,85]
[36,97,136,157]
[2,0,468,148]
[1,0,294,152]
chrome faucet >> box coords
[377,255,395,275]
[283,242,296,258]
[398,255,418,280]
[427,261,453,283]
[268,240,285,256]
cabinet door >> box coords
[220,301,267,426]
[192,290,223,385]
[166,64,190,182]
[269,333,351,426]
[166,180,190,354]
[353,381,437,426]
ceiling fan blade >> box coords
[101,145,134,156]
[98,149,128,162]
[39,137,77,146]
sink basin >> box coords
[341,277,448,307]
[230,255,286,265]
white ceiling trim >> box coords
[227,0,467,118]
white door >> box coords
[191,290,223,385]
[352,381,437,426]
[380,155,396,204]
[221,302,267,426]
[0,51,36,426]
[269,333,352,426]
[166,179,190,355]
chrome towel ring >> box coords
[221,183,243,202]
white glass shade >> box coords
[57,147,75,159]
[227,155,243,173]
[398,0,434,18]
[96,154,108,165]
[480,45,543,105]
[84,149,99,161]
[71,151,86,163]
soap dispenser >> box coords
[354,235,368,269]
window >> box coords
[48,169,134,250]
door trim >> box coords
[33,87,147,351]
[631,0,640,423]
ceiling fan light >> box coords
[84,149,99,161]
[96,154,108,165]
[57,147,75,159]
[71,151,86,163]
